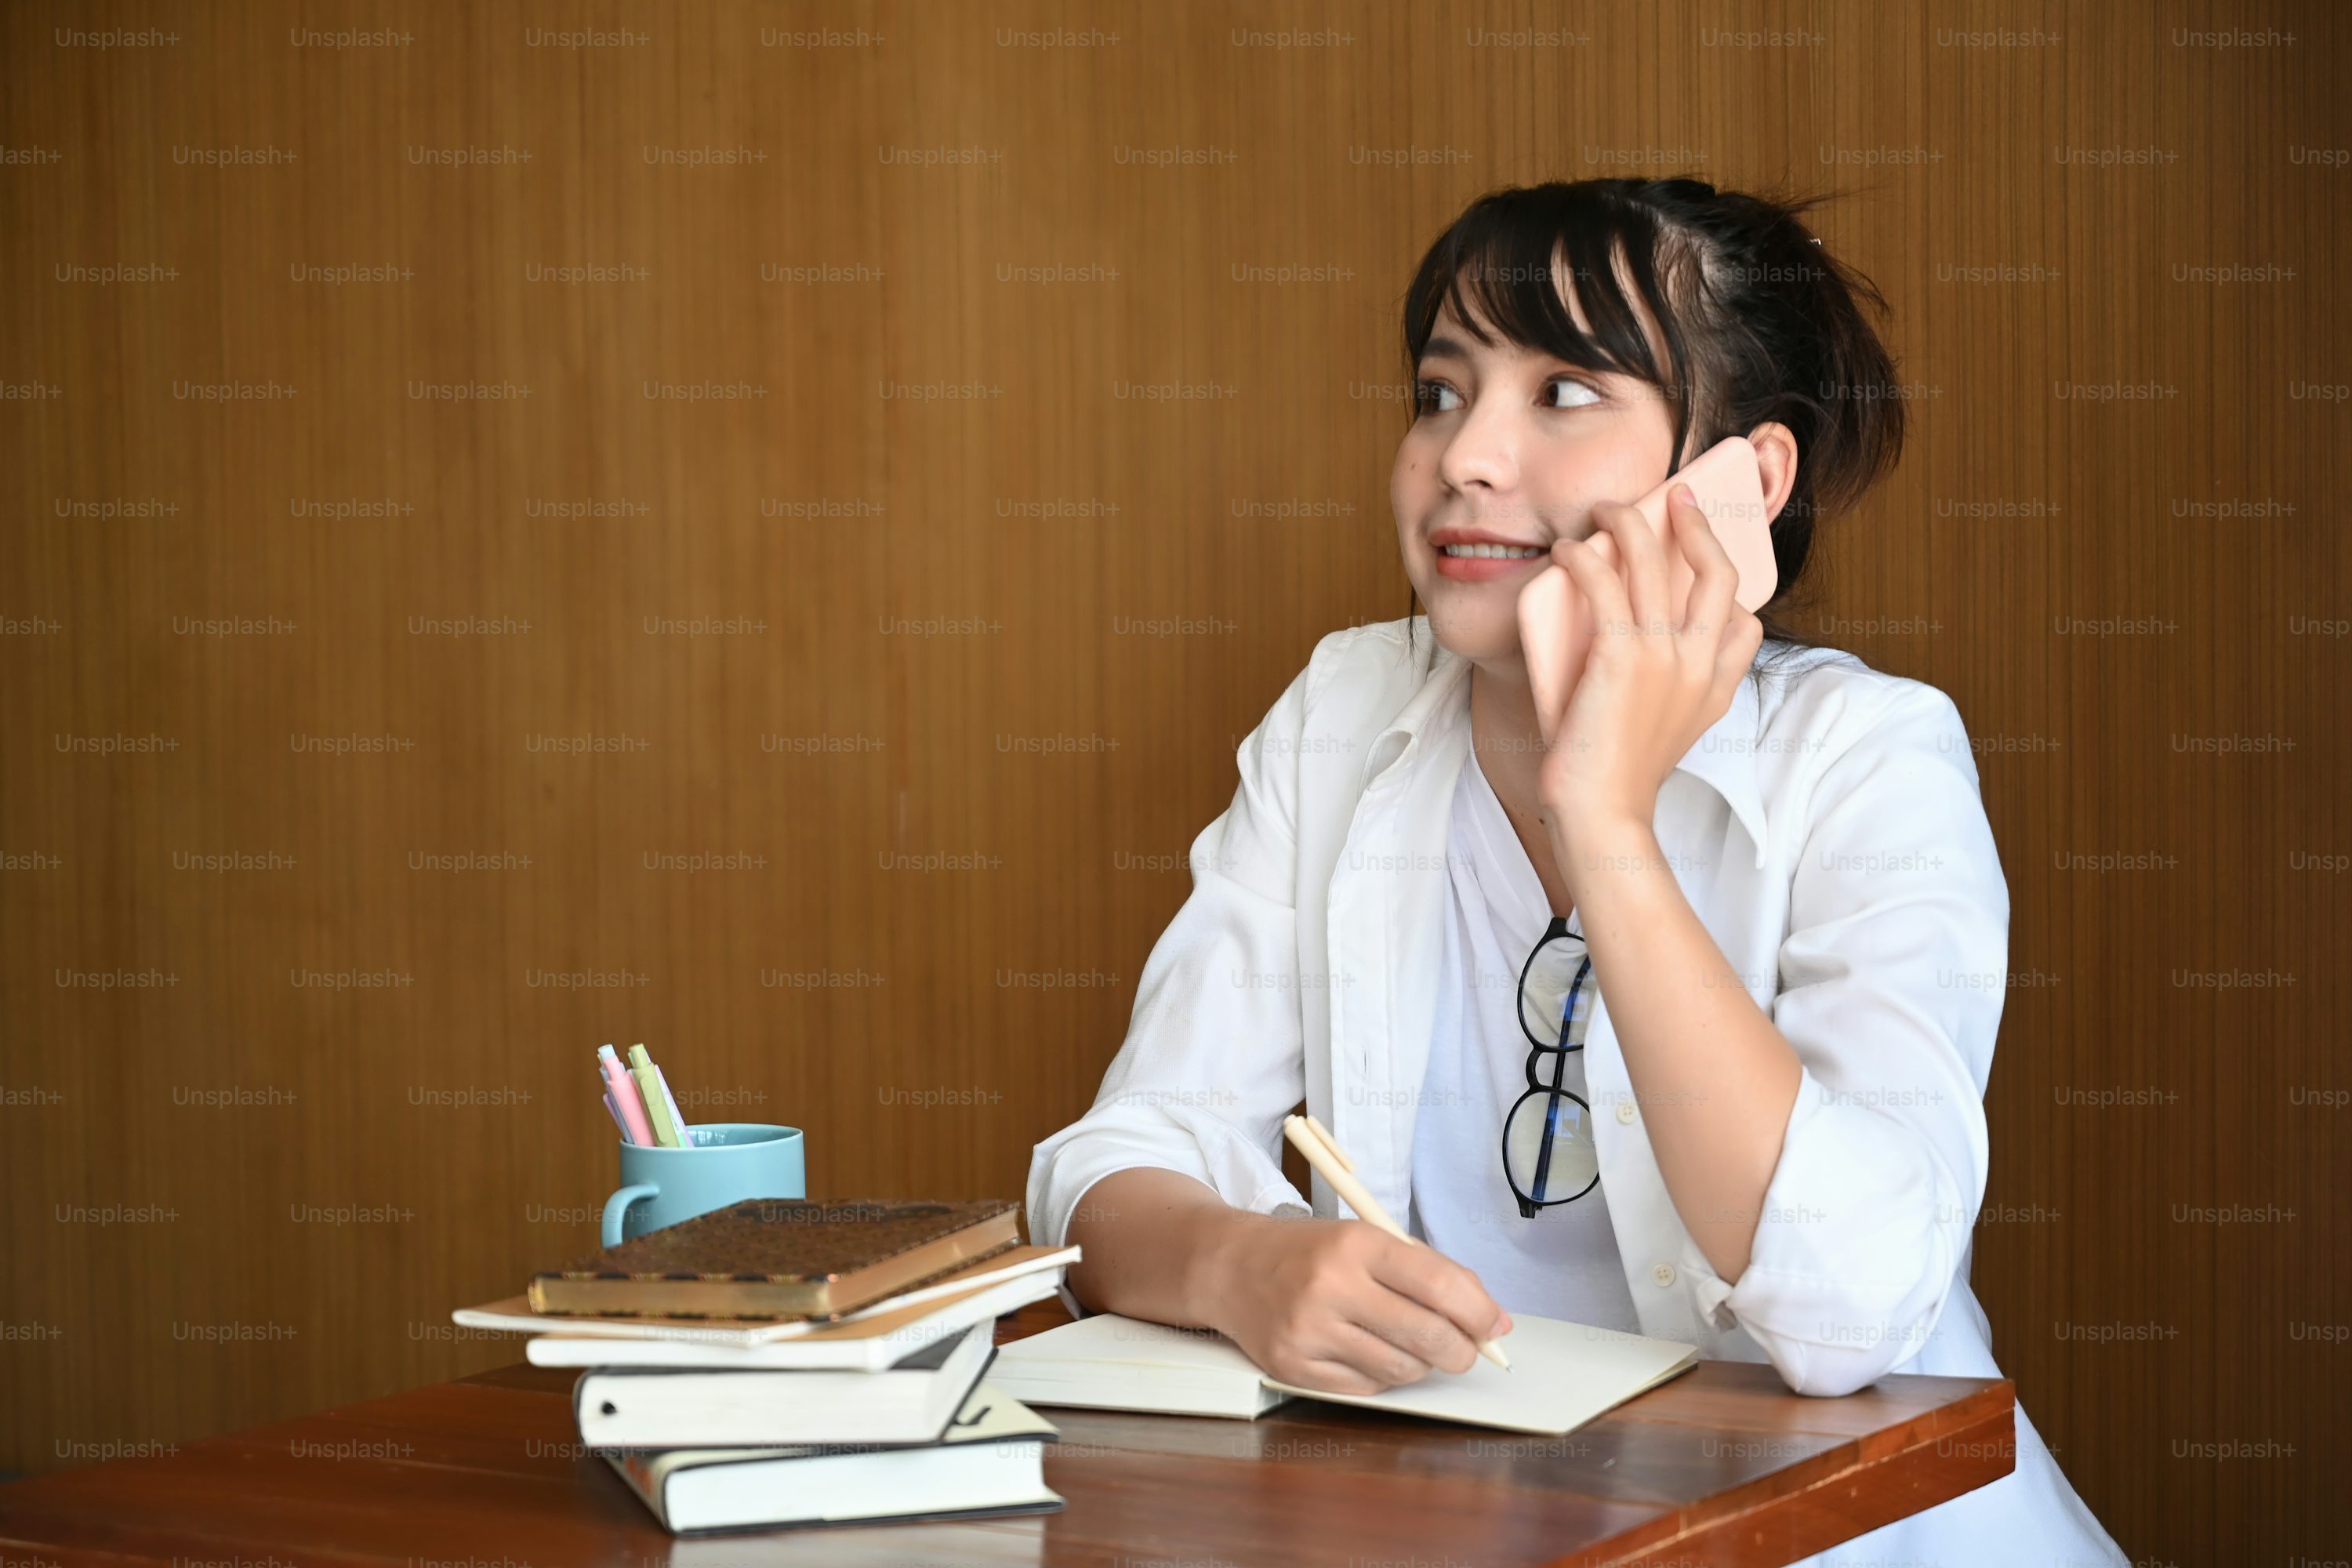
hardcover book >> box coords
[604,1380,1062,1534]
[528,1197,1022,1318]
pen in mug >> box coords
[653,1065,692,1146]
[598,1044,655,1146]
[1282,1112,1512,1372]
[627,1044,686,1148]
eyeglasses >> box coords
[1502,916,1599,1218]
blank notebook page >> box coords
[995,1314,1263,1375]
[1263,1313,1697,1436]
[1004,1312,1693,1436]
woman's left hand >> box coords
[1527,482,1765,844]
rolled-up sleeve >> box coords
[1686,684,2002,1396]
[1025,659,1323,1311]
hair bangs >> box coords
[1406,185,1687,405]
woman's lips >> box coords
[1431,541,1550,582]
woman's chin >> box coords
[1421,605,1526,667]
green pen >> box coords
[628,1043,686,1148]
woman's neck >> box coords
[1468,659,1577,918]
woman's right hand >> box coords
[1193,1212,1513,1393]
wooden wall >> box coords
[2,1,2343,1558]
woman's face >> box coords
[1391,274,1681,670]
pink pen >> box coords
[598,1044,655,1145]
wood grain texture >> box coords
[1,2,2343,1561]
[0,1299,2013,1566]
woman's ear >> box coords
[1747,421,1800,526]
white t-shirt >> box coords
[1406,746,1642,1333]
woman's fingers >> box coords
[1334,1313,1450,1383]
[1586,500,1671,633]
[1712,608,1767,702]
[1285,1356,1389,1396]
[1306,1290,1479,1388]
[1271,1291,1432,1389]
[1218,1217,1512,1397]
[1345,1290,1480,1377]
[1368,1234,1509,1353]
[1671,484,1740,644]
[1516,563,1579,734]
[1553,534,1633,647]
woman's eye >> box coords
[1544,377,1601,410]
[1413,379,1462,416]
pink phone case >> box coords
[1517,437,1778,726]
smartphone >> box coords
[1629,435,1778,617]
[1516,437,1779,722]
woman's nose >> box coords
[1436,397,1518,494]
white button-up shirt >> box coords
[1027,618,2119,1563]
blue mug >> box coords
[602,1123,806,1246]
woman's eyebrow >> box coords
[1418,335,1474,363]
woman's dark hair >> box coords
[1397,177,1905,660]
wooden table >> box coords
[0,1300,2013,1566]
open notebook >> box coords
[989,1311,1697,1436]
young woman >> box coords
[1028,179,2119,1562]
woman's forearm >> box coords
[1060,1166,1248,1327]
[1555,812,1802,1283]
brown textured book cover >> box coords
[528,1198,1022,1319]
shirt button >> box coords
[1615,1101,1638,1125]
[1651,1262,1678,1288]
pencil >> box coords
[1282,1113,1513,1371]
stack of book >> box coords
[452,1196,1077,1535]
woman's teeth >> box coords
[1439,543,1545,559]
